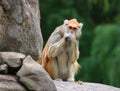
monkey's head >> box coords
[63,19,83,40]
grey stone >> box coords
[0,64,8,74]
[17,55,57,91]
[0,0,43,60]
[0,52,25,68]
[54,80,120,91]
[0,52,25,74]
[0,75,27,91]
[0,74,120,91]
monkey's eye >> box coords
[69,26,77,30]
[73,27,77,30]
[69,26,72,29]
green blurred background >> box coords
[39,0,120,87]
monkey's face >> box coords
[64,32,73,42]
[64,19,83,40]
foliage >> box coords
[90,24,120,87]
[39,0,120,87]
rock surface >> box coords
[0,0,43,60]
[54,81,120,91]
[0,75,27,91]
[17,55,57,91]
[0,52,25,74]
[0,64,8,74]
[0,74,120,91]
[0,52,25,67]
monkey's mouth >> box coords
[65,36,69,41]
[65,36,71,42]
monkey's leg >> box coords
[67,63,75,82]
[52,59,59,79]
[46,59,59,80]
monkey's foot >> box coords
[55,78,63,81]
[67,78,74,82]
[76,80,83,85]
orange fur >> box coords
[66,19,80,28]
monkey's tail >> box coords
[74,61,80,74]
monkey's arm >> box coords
[69,38,80,63]
[48,33,65,59]
[74,41,80,60]
[73,39,80,61]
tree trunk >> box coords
[0,0,43,60]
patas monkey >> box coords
[39,19,83,81]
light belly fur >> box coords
[57,52,68,80]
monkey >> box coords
[39,19,83,81]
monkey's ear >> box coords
[64,19,69,25]
[79,23,83,29]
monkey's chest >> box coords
[57,52,69,80]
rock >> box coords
[17,55,57,91]
[0,75,27,91]
[0,0,43,60]
[54,81,120,91]
[0,64,8,74]
[0,52,25,67]
[0,52,25,74]
[0,74,120,91]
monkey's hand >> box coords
[70,35,80,62]
[48,38,65,59]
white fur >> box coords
[64,19,69,25]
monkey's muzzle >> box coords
[64,32,72,42]
[65,36,71,42]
